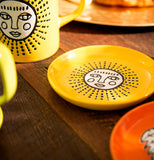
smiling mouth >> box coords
[10,31,21,37]
[94,83,105,87]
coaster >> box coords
[110,101,154,160]
[47,45,154,110]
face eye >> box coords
[0,12,11,20]
[108,76,119,80]
[18,12,32,21]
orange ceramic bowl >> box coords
[110,101,154,160]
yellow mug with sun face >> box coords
[0,0,85,62]
[0,43,17,128]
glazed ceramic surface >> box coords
[0,0,85,62]
[110,101,154,160]
[0,107,3,128]
[0,43,17,128]
[47,45,154,110]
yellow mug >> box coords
[0,43,17,128]
[0,0,85,62]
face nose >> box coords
[11,16,19,29]
[97,76,106,83]
[94,75,106,88]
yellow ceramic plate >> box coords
[47,45,154,110]
[59,0,154,27]
[0,106,3,128]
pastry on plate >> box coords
[94,0,154,7]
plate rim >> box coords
[0,106,3,128]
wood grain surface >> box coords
[0,21,154,160]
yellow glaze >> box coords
[0,43,17,128]
[47,45,154,110]
[0,0,85,62]
[0,107,3,128]
[60,0,86,27]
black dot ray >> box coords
[0,0,51,56]
[68,61,139,101]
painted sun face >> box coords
[69,61,139,101]
[0,0,36,40]
[84,69,124,90]
[141,128,154,160]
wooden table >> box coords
[0,21,154,160]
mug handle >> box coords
[59,0,85,27]
[0,43,17,105]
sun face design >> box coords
[84,69,124,90]
[0,0,50,56]
[69,61,139,101]
[0,0,36,40]
[141,128,154,160]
